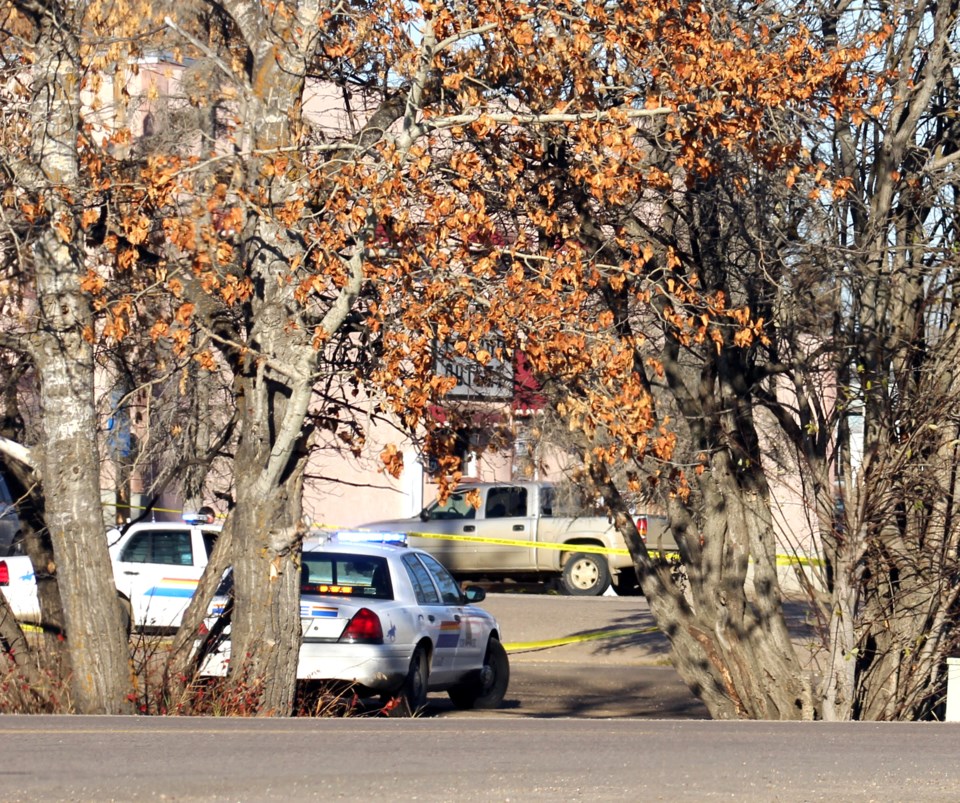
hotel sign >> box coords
[434,338,513,400]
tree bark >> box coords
[25,20,134,715]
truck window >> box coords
[0,473,13,506]
[540,487,555,517]
[120,530,194,566]
[0,472,22,556]
[424,491,476,520]
[153,532,193,566]
[119,532,152,563]
[485,488,527,518]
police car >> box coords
[109,512,221,632]
[1,512,221,634]
[197,532,510,715]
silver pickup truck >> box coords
[360,481,674,596]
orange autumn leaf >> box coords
[80,270,106,295]
[175,303,195,325]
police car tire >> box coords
[390,645,429,717]
[561,552,611,596]
[448,637,510,710]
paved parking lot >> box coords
[435,592,709,718]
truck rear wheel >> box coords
[561,552,611,596]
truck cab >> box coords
[360,481,673,595]
[109,520,220,630]
[414,483,544,573]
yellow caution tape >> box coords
[404,530,825,568]
[104,502,184,515]
[115,510,819,568]
[404,530,628,555]
[104,502,228,520]
[776,553,824,567]
[327,523,825,568]
[504,625,660,652]
[396,529,681,560]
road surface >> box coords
[0,716,957,801]
[1,595,954,801]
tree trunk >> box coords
[594,448,809,720]
[820,544,861,721]
[27,27,134,714]
[676,455,806,719]
[226,380,308,715]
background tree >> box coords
[785,0,960,720]
[142,0,459,714]
[159,0,884,719]
[4,0,949,724]
[354,0,883,719]
[0,0,231,713]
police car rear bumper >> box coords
[298,642,411,690]
[197,641,412,692]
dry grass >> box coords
[0,629,73,713]
[0,629,373,717]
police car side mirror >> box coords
[463,585,486,604]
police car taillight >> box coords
[0,560,8,586]
[339,608,383,644]
[636,516,648,542]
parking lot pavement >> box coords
[480,592,671,665]
[438,661,711,718]
[435,592,707,718]
[449,591,817,719]
[481,591,819,666]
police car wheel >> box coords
[561,552,611,596]
[448,637,510,710]
[388,645,429,717]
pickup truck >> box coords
[0,519,220,633]
[359,481,674,596]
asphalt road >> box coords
[2,716,959,801]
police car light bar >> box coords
[332,530,408,547]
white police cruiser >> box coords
[198,531,509,715]
[0,511,221,633]
[109,512,221,632]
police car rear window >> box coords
[301,553,393,600]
